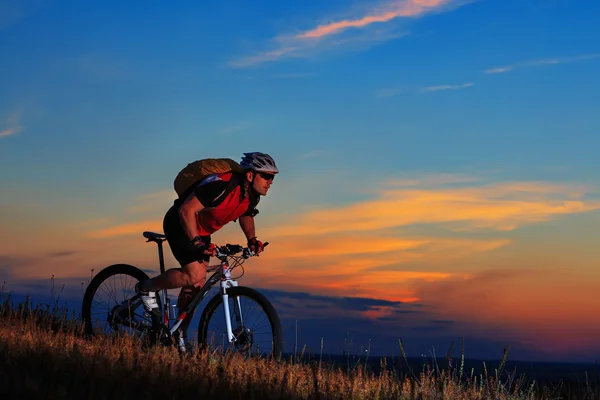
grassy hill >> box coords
[0,297,598,400]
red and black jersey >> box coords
[193,172,259,236]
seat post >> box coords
[143,232,168,274]
[157,240,166,274]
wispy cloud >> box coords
[0,109,24,139]
[229,0,474,67]
[422,82,474,92]
[377,83,473,97]
[229,47,300,68]
[485,53,600,74]
[0,128,20,138]
[297,0,465,39]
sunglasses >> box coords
[257,172,275,181]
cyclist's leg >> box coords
[136,243,207,317]
[176,258,209,339]
[176,260,209,311]
[141,259,207,291]
[139,203,208,292]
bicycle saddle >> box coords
[143,231,167,242]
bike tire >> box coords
[197,286,283,359]
[81,263,160,339]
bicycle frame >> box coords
[149,236,246,345]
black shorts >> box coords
[163,203,211,266]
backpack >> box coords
[174,158,244,200]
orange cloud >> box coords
[229,0,471,67]
[74,177,598,309]
[410,266,600,355]
[267,235,428,259]
[240,233,508,303]
[261,236,508,274]
[229,177,599,312]
[318,271,451,302]
[297,0,456,39]
[264,181,600,237]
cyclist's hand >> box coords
[192,237,215,256]
[203,243,216,256]
[247,237,264,256]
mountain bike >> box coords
[81,231,283,358]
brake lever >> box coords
[243,241,270,258]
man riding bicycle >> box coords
[134,152,279,352]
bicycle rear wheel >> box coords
[81,263,161,345]
[198,286,283,359]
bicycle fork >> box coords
[165,263,244,347]
[221,264,244,343]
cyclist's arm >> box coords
[178,192,207,241]
[238,215,256,240]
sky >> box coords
[1,0,600,364]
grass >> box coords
[0,294,599,399]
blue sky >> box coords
[2,0,600,363]
[3,0,600,187]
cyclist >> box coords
[134,152,279,352]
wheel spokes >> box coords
[205,294,276,357]
[87,273,152,339]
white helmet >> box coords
[240,152,279,174]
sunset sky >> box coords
[2,0,600,363]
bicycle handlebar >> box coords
[215,242,270,259]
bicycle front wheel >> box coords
[198,286,283,359]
